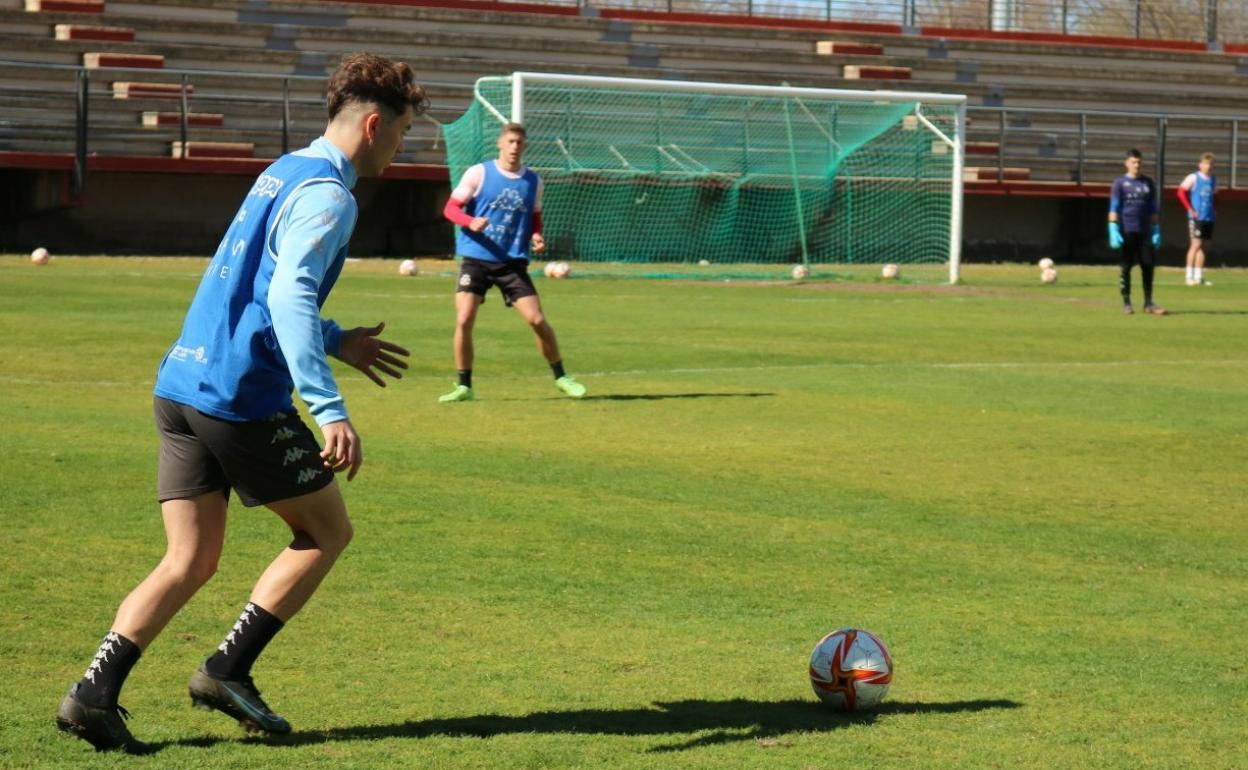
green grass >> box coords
[1,256,1244,769]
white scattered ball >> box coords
[881,263,900,279]
[30,247,50,266]
[697,259,711,267]
[1041,267,1058,284]
[791,264,809,280]
[550,261,571,279]
[398,259,418,276]
[1038,257,1055,270]
[542,262,557,278]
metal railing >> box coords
[967,104,1245,192]
[2,60,1244,201]
[546,0,1245,43]
[0,60,465,196]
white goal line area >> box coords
[6,359,1245,390]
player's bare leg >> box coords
[188,482,353,734]
[57,492,227,753]
[513,295,585,398]
[441,292,481,402]
[1185,237,1200,286]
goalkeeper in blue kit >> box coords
[1108,149,1166,315]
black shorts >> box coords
[1187,219,1214,241]
[155,396,333,507]
[1120,232,1155,267]
[456,257,537,307]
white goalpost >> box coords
[448,71,967,282]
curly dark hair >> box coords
[326,53,430,121]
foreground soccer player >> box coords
[56,53,427,752]
[1108,148,1166,316]
[1178,152,1216,287]
[439,122,586,402]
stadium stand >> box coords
[2,0,1246,258]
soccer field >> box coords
[1,257,1244,769]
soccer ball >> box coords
[809,628,893,711]
[542,262,557,278]
[1041,267,1058,284]
[550,261,571,279]
[398,259,418,276]
[697,259,711,267]
[1038,257,1055,270]
[791,264,809,280]
[31,247,50,265]
[881,263,900,279]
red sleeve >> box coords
[443,196,475,228]
[531,209,543,236]
[1176,186,1193,214]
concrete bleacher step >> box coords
[932,140,1000,156]
[55,24,134,43]
[85,52,164,69]
[113,81,192,99]
[843,64,912,80]
[964,167,1031,181]
[25,0,103,12]
[815,41,884,56]
[171,141,254,159]
[142,111,223,127]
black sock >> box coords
[550,361,566,380]
[76,631,141,707]
[457,369,472,388]
[1119,261,1132,305]
[204,603,284,681]
[1142,263,1155,304]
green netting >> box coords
[443,76,958,276]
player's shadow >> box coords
[1164,309,1248,315]
[148,697,1020,753]
[576,392,775,401]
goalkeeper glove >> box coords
[1151,223,1161,249]
[1108,222,1123,249]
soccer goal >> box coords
[443,72,967,283]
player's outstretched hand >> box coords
[531,233,546,254]
[1108,222,1124,249]
[321,418,362,480]
[339,321,410,387]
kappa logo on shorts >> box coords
[282,447,311,466]
[459,273,472,287]
[270,426,297,444]
[296,468,324,485]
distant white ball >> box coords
[881,263,900,279]
[1041,267,1058,284]
[542,262,556,278]
[809,628,893,711]
[398,259,418,276]
[550,261,571,279]
[30,247,50,265]
[791,264,809,280]
[1038,257,1055,270]
[697,259,711,267]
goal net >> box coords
[443,72,966,282]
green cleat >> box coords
[555,375,587,399]
[438,384,474,403]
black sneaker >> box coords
[55,683,148,753]
[188,665,291,734]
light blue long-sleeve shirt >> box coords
[268,137,359,426]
